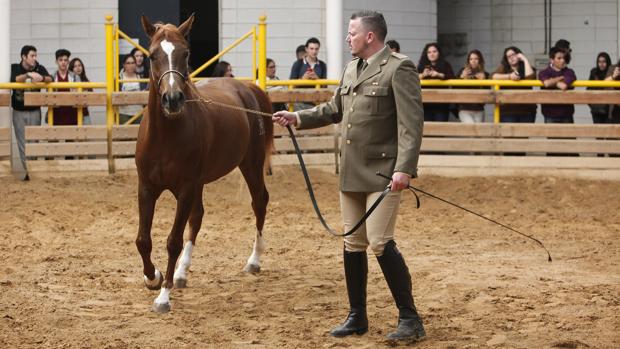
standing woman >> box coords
[418,43,454,121]
[457,50,489,123]
[69,57,92,125]
[130,47,150,90]
[588,52,611,124]
[212,61,234,77]
[491,46,537,123]
[118,55,144,124]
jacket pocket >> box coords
[365,145,397,159]
[363,86,389,114]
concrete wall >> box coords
[438,0,620,123]
[219,0,437,79]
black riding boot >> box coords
[377,240,426,342]
[329,250,368,337]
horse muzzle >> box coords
[162,90,186,118]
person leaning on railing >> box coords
[10,45,53,181]
[456,49,489,123]
[69,57,93,125]
[491,46,537,123]
[418,42,454,122]
[539,46,577,124]
[588,52,612,124]
[604,59,620,124]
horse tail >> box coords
[247,83,274,171]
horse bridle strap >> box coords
[157,70,187,88]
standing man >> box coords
[539,46,577,123]
[10,45,52,180]
[50,49,79,125]
[273,10,425,342]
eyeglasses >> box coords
[267,65,276,69]
[125,61,136,65]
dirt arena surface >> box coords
[0,166,618,348]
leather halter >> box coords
[156,69,188,89]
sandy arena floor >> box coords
[0,166,618,348]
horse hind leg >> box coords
[173,190,204,288]
[239,161,269,274]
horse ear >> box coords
[178,13,195,38]
[141,15,156,38]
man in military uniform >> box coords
[273,10,425,342]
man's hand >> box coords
[390,172,411,192]
[272,111,298,127]
[29,72,44,82]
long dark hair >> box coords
[418,42,444,70]
[497,46,525,76]
[212,61,232,77]
[465,49,485,73]
[591,52,611,80]
[68,57,89,82]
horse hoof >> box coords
[144,271,163,290]
[152,302,171,313]
[243,263,261,274]
[174,278,187,288]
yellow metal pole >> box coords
[105,15,116,174]
[115,24,120,126]
[117,29,150,57]
[493,84,500,124]
[190,29,255,78]
[77,86,83,126]
[47,87,54,126]
[257,16,267,90]
[252,26,257,82]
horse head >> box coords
[141,14,195,118]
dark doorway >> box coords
[119,0,219,77]
[181,1,219,77]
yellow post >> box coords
[257,16,267,90]
[77,86,83,126]
[47,87,54,126]
[114,23,120,126]
[105,15,116,173]
[252,26,257,82]
[493,84,500,124]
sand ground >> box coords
[0,166,618,348]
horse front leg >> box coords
[152,184,198,313]
[136,181,163,290]
[173,186,204,288]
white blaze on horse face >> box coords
[160,39,176,88]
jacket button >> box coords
[346,139,351,145]
[347,123,352,129]
[371,91,376,95]
[353,92,357,96]
[381,152,386,157]
[349,107,353,112]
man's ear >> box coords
[178,13,195,37]
[141,15,156,38]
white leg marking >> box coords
[246,231,265,269]
[160,39,176,88]
[154,287,170,306]
[144,269,162,288]
[173,241,193,282]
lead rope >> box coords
[186,95,413,237]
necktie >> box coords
[358,60,368,77]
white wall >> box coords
[438,0,620,124]
[219,0,437,79]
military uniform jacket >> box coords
[297,46,424,192]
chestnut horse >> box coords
[135,15,273,313]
